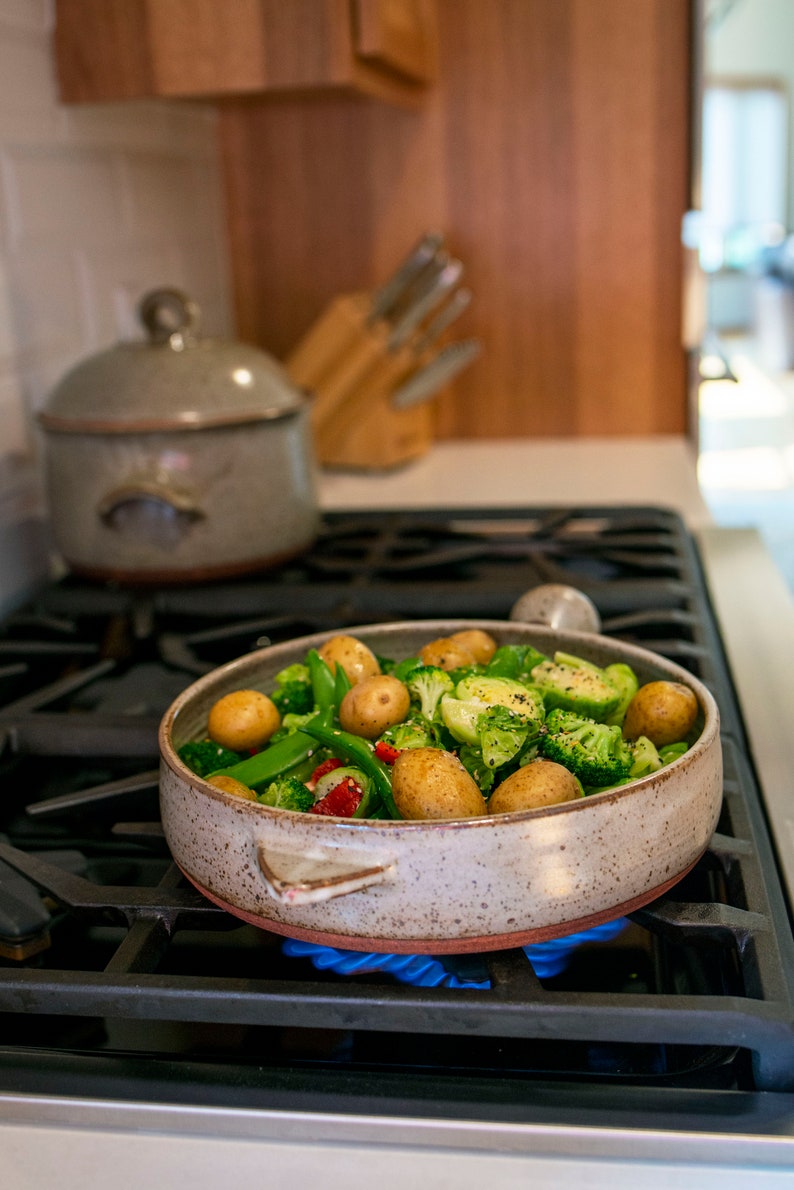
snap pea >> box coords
[209,729,317,791]
[301,715,402,820]
[307,649,336,712]
[333,661,352,708]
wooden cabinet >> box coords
[52,0,692,441]
[53,0,436,107]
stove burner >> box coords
[282,918,629,985]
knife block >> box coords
[317,380,436,471]
[286,292,437,470]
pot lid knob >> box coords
[139,288,201,349]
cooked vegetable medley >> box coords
[177,630,700,821]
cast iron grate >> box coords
[1,737,792,1091]
[0,507,793,1097]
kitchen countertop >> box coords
[318,436,714,527]
[6,434,794,1189]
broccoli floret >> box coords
[406,665,455,721]
[541,708,633,787]
[258,775,314,813]
[271,682,314,716]
[380,716,439,750]
[477,704,534,769]
[268,710,317,743]
[178,739,245,778]
[270,663,314,716]
[531,652,621,721]
[275,662,310,686]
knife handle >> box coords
[285,293,376,391]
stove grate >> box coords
[1,507,793,1098]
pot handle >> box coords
[257,843,395,906]
[97,482,206,526]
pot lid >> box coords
[39,289,306,433]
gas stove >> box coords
[2,507,794,1152]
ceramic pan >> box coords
[158,621,722,954]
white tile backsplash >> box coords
[0,256,16,362]
[0,1,52,34]
[6,241,85,359]
[0,18,60,144]
[74,240,186,346]
[0,372,30,454]
[0,7,233,612]
[3,146,126,243]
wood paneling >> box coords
[221,0,692,438]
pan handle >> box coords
[256,843,395,906]
[509,584,601,633]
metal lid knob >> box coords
[139,288,201,349]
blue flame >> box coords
[283,918,628,987]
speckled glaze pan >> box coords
[158,621,722,954]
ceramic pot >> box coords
[158,620,723,954]
[38,289,319,583]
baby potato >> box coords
[622,680,699,747]
[206,774,258,801]
[449,629,498,665]
[392,747,488,820]
[419,636,477,671]
[339,674,411,739]
[207,689,281,752]
[488,760,583,814]
[318,634,381,684]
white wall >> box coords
[0,0,234,614]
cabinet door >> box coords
[354,0,436,82]
[54,0,435,104]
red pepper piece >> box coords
[374,741,401,764]
[310,776,363,817]
[310,757,343,783]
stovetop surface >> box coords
[1,506,794,1114]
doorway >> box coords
[694,0,794,591]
